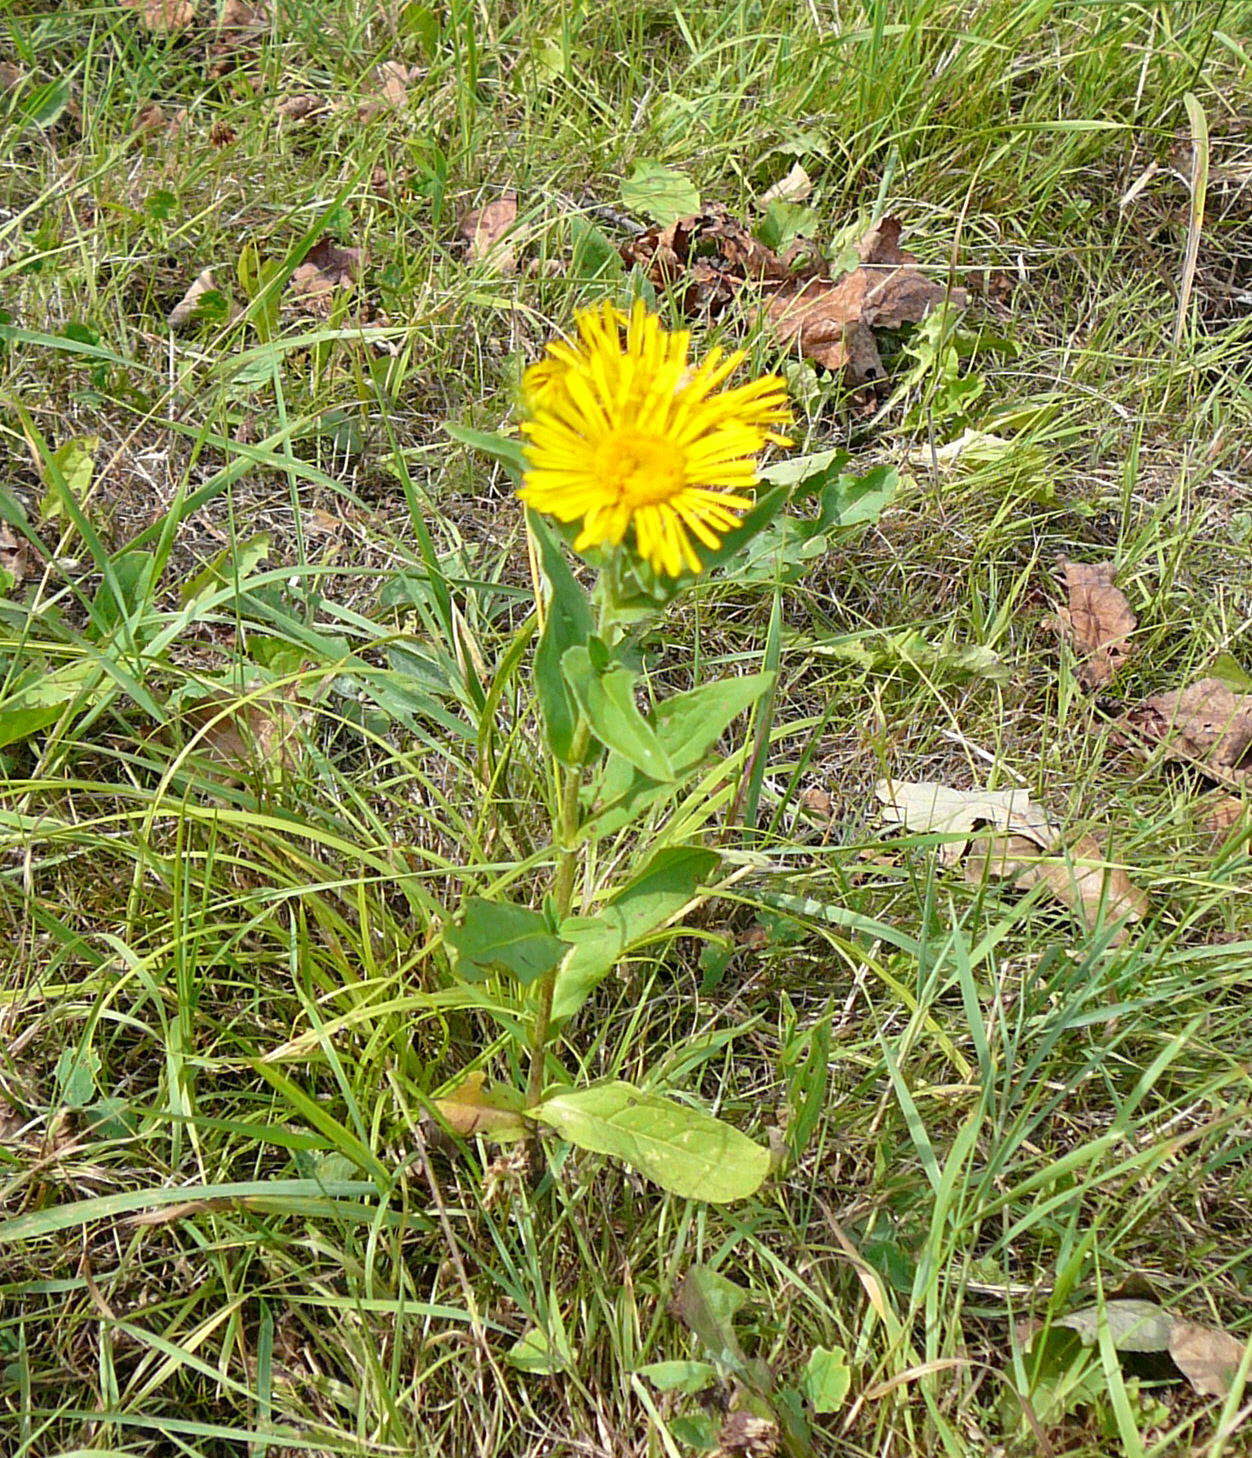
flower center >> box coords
[595,431,686,507]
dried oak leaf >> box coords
[459,193,519,274]
[288,236,363,317]
[123,0,198,29]
[179,683,306,778]
[877,779,1147,941]
[767,217,965,383]
[1126,678,1252,785]
[1169,1319,1248,1398]
[967,831,1148,942]
[1199,792,1248,843]
[1054,558,1137,688]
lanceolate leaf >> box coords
[552,846,720,1020]
[533,1081,770,1202]
[530,513,594,764]
[561,646,674,781]
[446,897,570,985]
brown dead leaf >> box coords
[357,60,421,120]
[179,684,305,778]
[714,1411,779,1458]
[1199,792,1248,843]
[429,1073,528,1142]
[758,162,812,207]
[123,0,197,29]
[274,93,326,123]
[0,524,29,585]
[168,267,218,328]
[876,779,1059,864]
[1126,678,1252,786]
[878,779,1147,941]
[288,236,363,317]
[768,217,965,383]
[1054,558,1137,688]
[209,119,236,147]
[968,831,1148,942]
[1169,1319,1248,1398]
[135,101,188,137]
[208,0,271,76]
[459,193,519,273]
[0,62,27,91]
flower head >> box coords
[518,301,791,577]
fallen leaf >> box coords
[0,524,29,585]
[877,779,1147,940]
[620,160,701,226]
[767,217,966,383]
[714,1411,779,1457]
[429,1072,528,1142]
[1199,792,1248,843]
[0,62,27,91]
[905,428,1013,471]
[459,193,519,274]
[1056,1298,1173,1352]
[1054,559,1137,688]
[274,93,325,123]
[178,684,306,778]
[168,267,218,328]
[758,162,812,207]
[123,0,197,29]
[875,779,1059,865]
[1169,1319,1248,1397]
[1126,678,1252,786]
[968,831,1148,941]
[135,101,188,136]
[288,236,363,317]
[208,0,271,76]
[357,60,420,120]
[209,119,236,147]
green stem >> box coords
[525,724,589,1107]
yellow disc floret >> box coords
[518,300,791,577]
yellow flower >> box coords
[518,300,791,577]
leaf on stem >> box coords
[446,897,570,985]
[533,1081,769,1202]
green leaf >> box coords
[445,422,529,478]
[655,674,774,770]
[40,436,96,523]
[531,514,595,764]
[636,1360,718,1394]
[0,660,105,749]
[801,1346,851,1413]
[570,216,625,282]
[55,1046,101,1109]
[561,645,674,781]
[673,1266,752,1371]
[552,846,720,1019]
[506,1326,573,1375]
[10,76,71,130]
[180,533,271,608]
[533,1081,770,1202]
[446,897,570,985]
[620,161,701,225]
[756,200,820,253]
